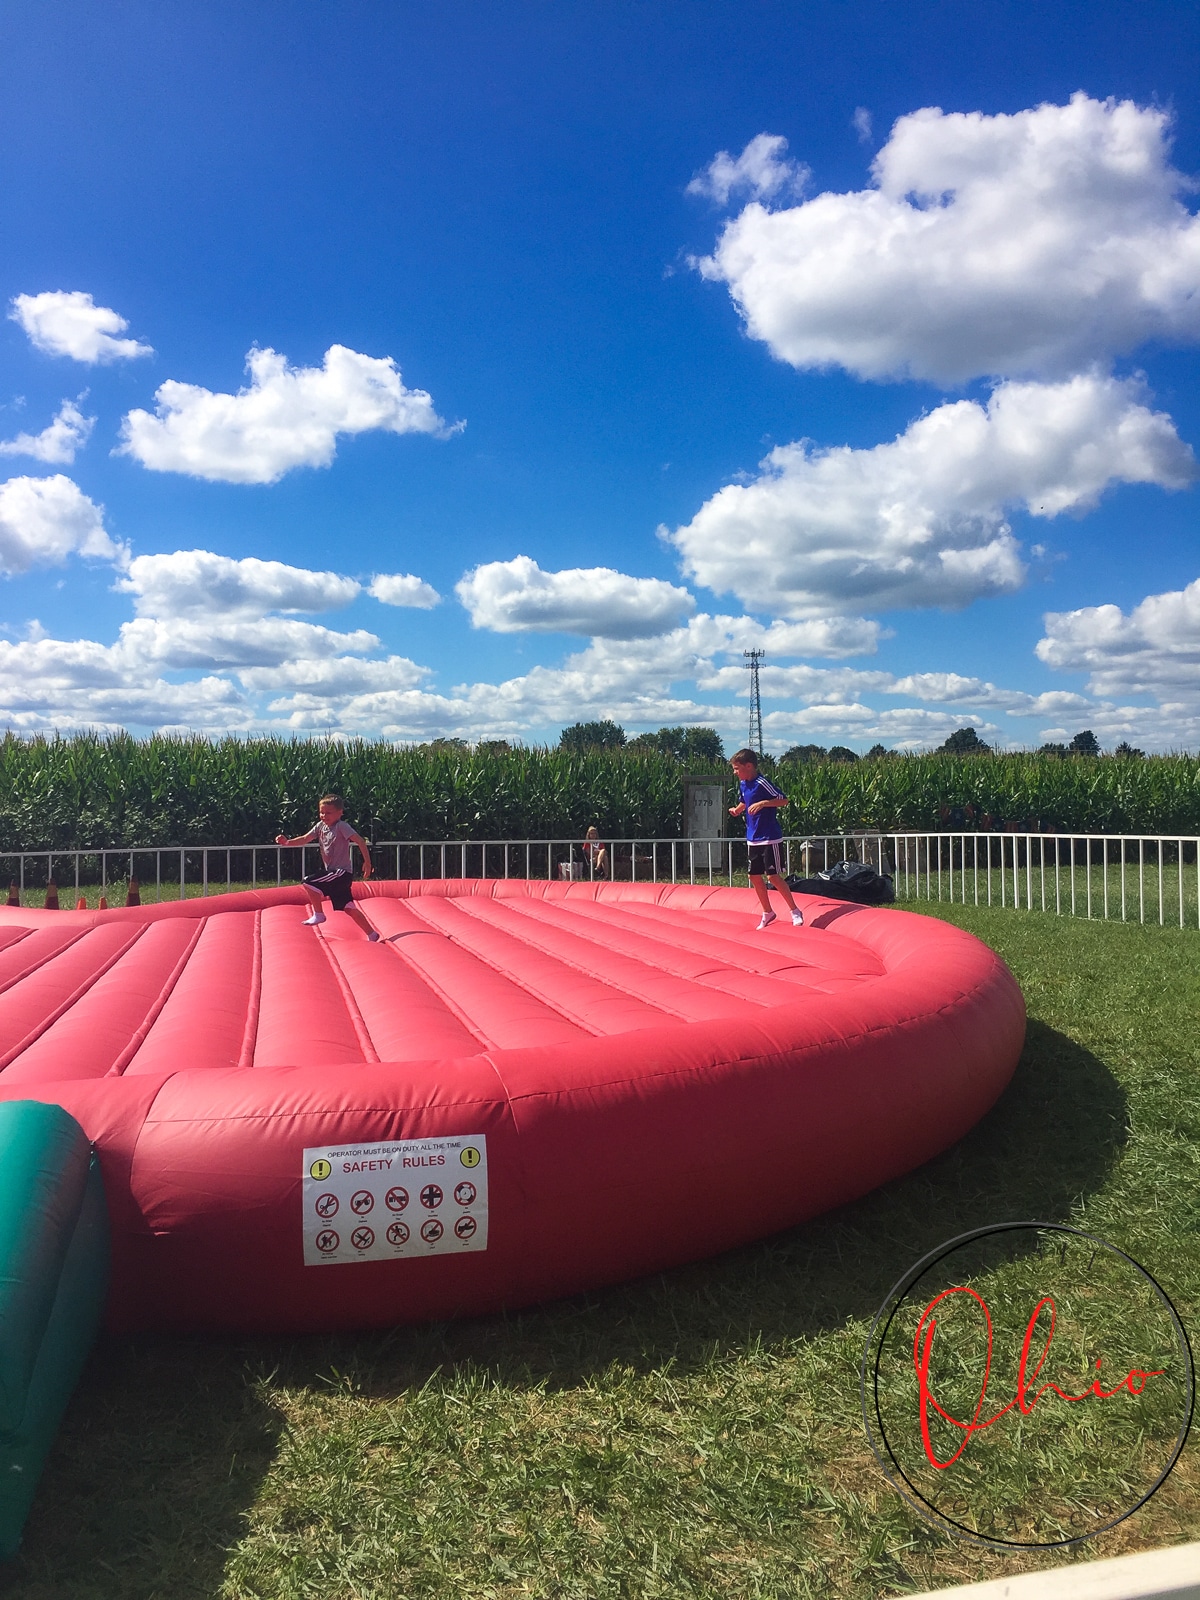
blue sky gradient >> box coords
[1,1,1197,749]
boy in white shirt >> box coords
[275,794,380,940]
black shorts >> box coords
[747,841,784,877]
[304,868,354,910]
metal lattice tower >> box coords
[743,649,764,755]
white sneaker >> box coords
[791,909,805,926]
[302,910,326,926]
[756,911,777,931]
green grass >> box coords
[4,906,1199,1599]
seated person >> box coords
[583,826,609,879]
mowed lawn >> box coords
[6,904,1199,1600]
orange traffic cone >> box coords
[76,896,87,910]
[125,877,140,907]
[44,882,59,910]
[6,883,18,907]
[97,895,108,910]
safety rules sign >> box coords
[302,1135,489,1266]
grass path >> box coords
[5,905,1198,1599]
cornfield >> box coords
[776,751,1200,836]
[0,734,688,850]
[0,734,1198,850]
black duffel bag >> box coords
[786,859,895,905]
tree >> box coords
[625,726,724,765]
[938,727,992,755]
[781,743,827,763]
[1113,740,1145,759]
[826,745,859,763]
[1069,729,1101,758]
[475,739,511,756]
[865,744,891,760]
[559,721,626,752]
[681,727,725,765]
[1038,742,1069,758]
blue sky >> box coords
[1,0,1198,751]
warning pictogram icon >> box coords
[420,1218,444,1243]
[387,1221,410,1246]
[314,1192,339,1219]
[454,1214,477,1240]
[351,1190,374,1215]
[460,1147,480,1168]
[385,1186,409,1212]
[315,1228,339,1253]
[351,1225,375,1251]
[453,1181,476,1207]
[309,1158,332,1180]
[420,1184,443,1209]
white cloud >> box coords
[761,704,1000,746]
[1036,577,1200,698]
[369,572,441,609]
[668,374,1196,617]
[697,94,1200,384]
[753,616,884,658]
[0,400,94,464]
[118,344,458,484]
[239,655,429,695]
[686,134,809,207]
[456,555,697,638]
[852,107,873,145]
[698,661,894,702]
[888,674,1093,716]
[117,549,360,617]
[117,616,380,671]
[0,475,126,576]
[10,291,153,363]
[0,636,247,733]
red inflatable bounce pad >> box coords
[0,880,1024,1333]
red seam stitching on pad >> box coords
[0,925,94,998]
[402,898,613,1037]
[109,919,207,1076]
[0,924,148,1073]
[237,910,263,1070]
[316,930,381,1064]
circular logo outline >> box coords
[420,1218,444,1242]
[309,1158,332,1180]
[860,1221,1195,1550]
[315,1227,339,1253]
[385,1186,410,1212]
[460,1147,480,1167]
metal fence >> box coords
[1,831,1198,929]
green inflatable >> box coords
[0,1101,109,1560]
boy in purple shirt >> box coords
[275,793,380,940]
[729,749,804,930]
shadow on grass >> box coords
[4,1339,284,1600]
[3,1021,1127,1596]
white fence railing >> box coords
[1,832,1198,929]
